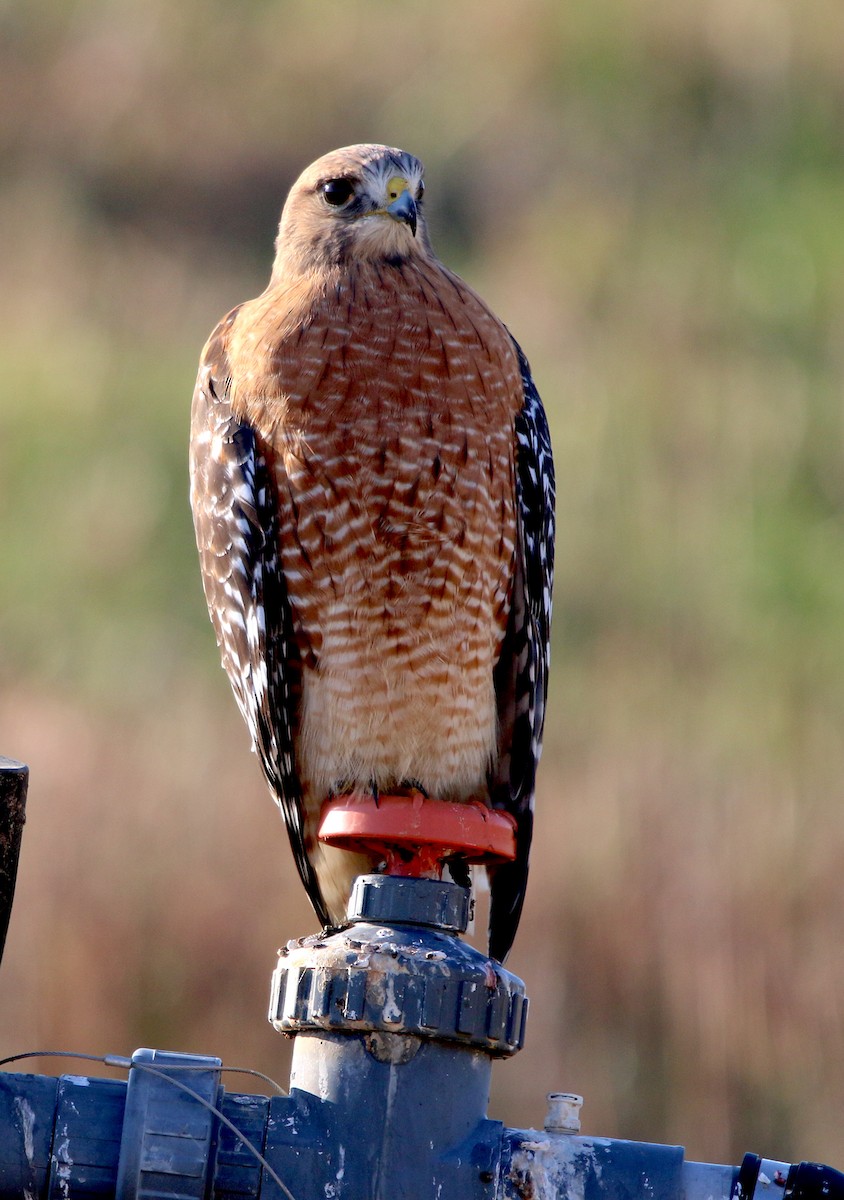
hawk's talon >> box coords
[399,778,429,799]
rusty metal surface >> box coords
[500,1129,686,1200]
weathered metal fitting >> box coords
[269,877,528,1055]
[545,1092,583,1133]
[348,874,470,932]
[269,925,527,1055]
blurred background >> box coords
[2,0,844,1167]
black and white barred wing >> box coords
[489,342,556,963]
[189,313,330,926]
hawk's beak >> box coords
[386,189,417,237]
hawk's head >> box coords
[272,144,431,277]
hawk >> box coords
[190,144,555,962]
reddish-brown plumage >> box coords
[210,256,521,916]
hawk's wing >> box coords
[488,342,556,963]
[189,311,331,927]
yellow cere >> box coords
[386,175,410,202]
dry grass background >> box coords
[2,0,844,1166]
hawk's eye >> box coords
[417,179,425,201]
[322,178,355,207]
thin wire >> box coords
[0,1050,106,1070]
[0,1049,296,1200]
[129,1062,297,1200]
[115,1058,287,1096]
[0,1050,286,1094]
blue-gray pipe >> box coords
[0,1056,841,1200]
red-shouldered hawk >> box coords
[190,144,554,961]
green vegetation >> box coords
[2,0,844,1164]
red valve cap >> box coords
[318,793,517,877]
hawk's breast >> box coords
[231,260,523,799]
